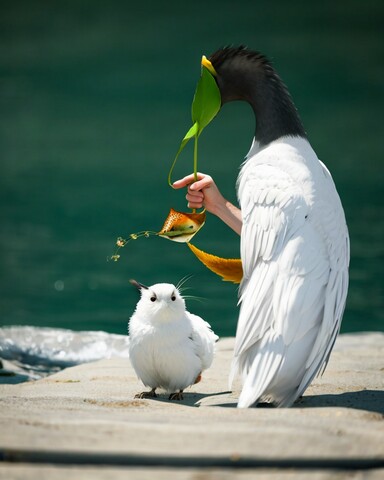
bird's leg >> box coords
[168,390,184,401]
[134,387,158,399]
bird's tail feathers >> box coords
[232,334,284,408]
[237,344,283,408]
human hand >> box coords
[173,173,242,235]
[172,173,226,215]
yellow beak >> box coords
[201,55,217,76]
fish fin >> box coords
[187,243,243,284]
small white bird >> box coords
[128,280,218,400]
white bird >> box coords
[128,280,218,400]
[203,46,350,407]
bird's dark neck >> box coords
[211,48,307,146]
[248,62,307,145]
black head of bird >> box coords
[203,46,307,146]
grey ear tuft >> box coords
[129,279,148,290]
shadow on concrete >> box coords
[205,389,384,415]
[295,389,384,415]
[138,390,233,407]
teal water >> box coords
[1,0,383,338]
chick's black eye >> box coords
[171,294,176,301]
[150,296,156,302]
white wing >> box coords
[296,162,350,398]
[234,163,310,356]
[231,154,349,408]
[188,313,218,371]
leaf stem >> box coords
[192,131,199,213]
[193,132,199,182]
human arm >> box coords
[172,173,243,236]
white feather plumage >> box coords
[128,282,218,399]
[231,136,349,408]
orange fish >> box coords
[158,209,242,282]
[158,208,206,243]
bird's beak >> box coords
[129,279,148,290]
[201,55,217,77]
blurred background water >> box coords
[1,0,383,340]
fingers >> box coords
[172,172,214,210]
[172,174,197,189]
[172,173,211,190]
[189,176,213,192]
[187,188,203,200]
[186,186,204,209]
[187,199,204,209]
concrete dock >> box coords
[0,333,383,479]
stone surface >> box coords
[0,333,383,479]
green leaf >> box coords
[192,67,221,133]
[167,66,221,188]
[168,122,198,186]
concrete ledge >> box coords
[0,333,383,479]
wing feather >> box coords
[231,152,349,406]
[188,313,218,371]
[233,164,308,356]
[237,333,284,408]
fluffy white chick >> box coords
[128,280,218,400]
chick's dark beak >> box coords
[129,279,148,290]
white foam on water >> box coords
[0,326,130,382]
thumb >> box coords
[190,175,212,191]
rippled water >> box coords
[1,1,383,342]
[0,326,129,382]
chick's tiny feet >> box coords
[134,388,158,399]
[169,390,184,401]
